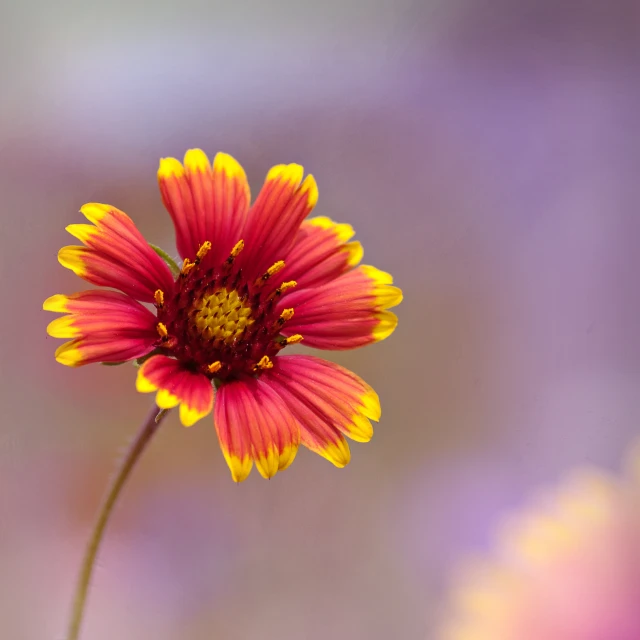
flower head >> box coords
[439,444,640,640]
[45,150,402,481]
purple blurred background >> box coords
[2,0,639,637]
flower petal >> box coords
[278,265,402,349]
[44,290,159,366]
[239,163,318,279]
[268,355,379,448]
[256,355,379,467]
[136,355,214,427]
[278,216,364,290]
[44,290,158,337]
[59,203,175,303]
[214,376,300,481]
[158,150,250,261]
[54,336,156,367]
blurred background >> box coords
[2,0,640,638]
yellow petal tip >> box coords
[307,216,332,230]
[57,246,87,275]
[377,285,403,309]
[373,310,398,342]
[300,174,318,207]
[135,368,157,393]
[318,439,351,468]
[277,444,299,471]
[226,454,253,483]
[362,388,382,422]
[179,401,211,428]
[155,388,180,410]
[79,203,110,224]
[266,163,304,186]
[254,449,280,479]
[183,149,211,173]
[158,157,185,179]
[46,316,79,339]
[308,216,354,243]
[66,223,97,243]
[348,413,374,443]
[213,152,246,178]
[43,294,69,312]
[361,265,394,285]
[54,341,83,367]
[344,241,364,267]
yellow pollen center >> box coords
[191,288,254,345]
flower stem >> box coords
[67,403,170,640]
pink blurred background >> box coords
[2,0,640,638]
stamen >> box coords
[156,322,168,338]
[279,308,295,322]
[254,355,274,371]
[255,260,285,286]
[279,280,297,292]
[181,258,195,276]
[154,289,165,307]
[225,239,245,267]
[207,361,222,374]
[285,334,304,344]
[196,241,212,261]
[230,240,244,258]
[268,280,298,301]
[266,260,285,277]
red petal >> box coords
[239,163,318,279]
[158,150,250,262]
[44,290,159,366]
[59,203,175,302]
[214,376,300,481]
[279,265,402,350]
[136,355,214,427]
[270,355,379,446]
[278,216,363,290]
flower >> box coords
[439,444,640,640]
[44,150,402,481]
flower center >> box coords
[152,240,302,380]
[191,288,254,345]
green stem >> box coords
[67,404,169,640]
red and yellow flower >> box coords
[44,150,401,481]
[439,444,640,640]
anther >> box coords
[181,258,195,276]
[207,361,222,374]
[268,280,298,301]
[156,322,168,339]
[255,260,285,286]
[230,239,244,258]
[275,333,304,350]
[278,308,295,323]
[196,241,212,261]
[279,280,297,292]
[265,260,285,278]
[154,289,165,307]
[225,239,245,267]
[254,355,274,371]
